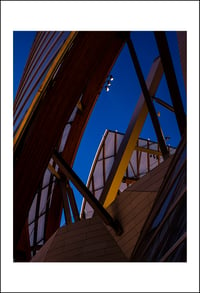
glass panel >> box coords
[69,103,78,122]
[149,142,158,151]
[37,239,44,246]
[94,188,103,201]
[149,153,159,170]
[88,181,93,192]
[37,214,45,243]
[127,164,134,178]
[93,160,103,190]
[49,181,56,207]
[130,151,137,175]
[138,138,148,148]
[42,168,51,188]
[139,152,147,176]
[105,156,114,181]
[39,187,48,215]
[84,202,94,219]
[105,131,114,157]
[119,182,128,192]
[58,123,71,152]
[116,133,124,152]
[98,149,103,160]
[28,194,38,224]
[28,222,35,246]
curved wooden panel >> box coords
[14,31,127,258]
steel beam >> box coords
[131,132,186,260]
[135,146,162,156]
[100,57,164,208]
[154,31,186,136]
[127,36,169,159]
[32,182,42,256]
[59,181,72,224]
[66,181,80,222]
[48,163,61,179]
[14,32,126,255]
[48,164,80,223]
[176,31,186,91]
[52,150,123,235]
[147,140,150,172]
[151,96,174,112]
[45,33,126,241]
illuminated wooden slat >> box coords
[14,32,45,107]
[14,32,64,121]
[14,32,127,258]
[48,163,61,179]
[14,31,78,151]
[14,32,57,113]
[135,145,162,156]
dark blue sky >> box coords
[13,31,186,223]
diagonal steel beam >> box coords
[176,31,186,91]
[127,36,169,159]
[151,96,174,112]
[66,181,80,222]
[154,31,186,136]
[52,150,123,235]
[100,57,164,208]
[59,180,72,225]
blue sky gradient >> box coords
[13,31,186,224]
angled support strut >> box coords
[127,36,169,159]
[154,31,186,136]
[52,150,123,235]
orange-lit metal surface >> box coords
[100,57,164,208]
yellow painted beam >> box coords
[101,57,163,208]
[14,31,78,151]
[48,163,61,180]
[135,146,162,156]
